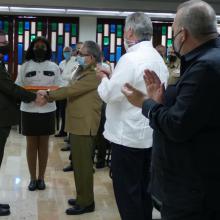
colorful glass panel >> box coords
[104,37,109,46]
[31,35,36,42]
[97,24,102,33]
[58,36,63,45]
[57,45,63,64]
[110,24,116,33]
[72,24,77,36]
[37,22,42,31]
[110,54,115,62]
[117,25,122,37]
[97,19,124,66]
[116,46,122,62]
[18,43,23,65]
[4,21,9,33]
[162,26,167,35]
[52,23,57,31]
[18,22,23,35]
[65,23,70,32]
[167,39,172,47]
[25,21,30,30]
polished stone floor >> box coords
[0,129,161,220]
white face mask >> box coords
[123,38,136,51]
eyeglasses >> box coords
[78,52,91,57]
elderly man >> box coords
[122,1,220,219]
[55,46,80,138]
[39,41,102,215]
[97,12,168,220]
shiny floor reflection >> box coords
[0,129,161,220]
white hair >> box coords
[125,12,153,41]
[177,0,217,40]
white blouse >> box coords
[16,60,64,113]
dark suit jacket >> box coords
[142,37,220,210]
[0,62,36,127]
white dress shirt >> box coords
[59,56,79,86]
[16,60,64,113]
[98,41,169,149]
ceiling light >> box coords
[9,7,66,14]
[0,6,9,12]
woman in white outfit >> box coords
[16,37,64,191]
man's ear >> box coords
[127,28,134,39]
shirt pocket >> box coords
[43,71,55,84]
[25,71,36,77]
[25,71,38,84]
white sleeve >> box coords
[98,54,135,103]
[59,60,65,73]
[54,64,65,87]
[15,63,25,86]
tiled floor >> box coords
[0,129,161,220]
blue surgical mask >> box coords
[63,51,71,60]
[76,56,86,66]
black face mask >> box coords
[33,48,47,62]
[173,30,184,59]
[168,55,177,63]
[0,44,10,55]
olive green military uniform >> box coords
[48,65,102,207]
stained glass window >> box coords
[153,22,173,56]
[14,17,79,77]
[0,17,12,74]
[97,19,125,67]
[15,18,47,71]
[48,18,79,64]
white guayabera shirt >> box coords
[98,41,169,149]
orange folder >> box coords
[23,85,59,91]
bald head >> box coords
[176,0,217,40]
[63,46,72,52]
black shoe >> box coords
[61,146,70,151]
[66,202,95,215]
[37,179,46,190]
[0,204,10,209]
[55,132,67,137]
[68,198,76,206]
[64,136,69,142]
[63,165,73,172]
[28,180,37,191]
[96,161,105,169]
[0,208,10,216]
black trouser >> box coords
[0,126,11,167]
[56,100,66,133]
[111,143,153,220]
[96,137,110,164]
[161,203,220,220]
[95,103,109,164]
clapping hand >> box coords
[96,64,111,80]
[144,69,165,104]
[122,69,165,107]
[35,90,48,106]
